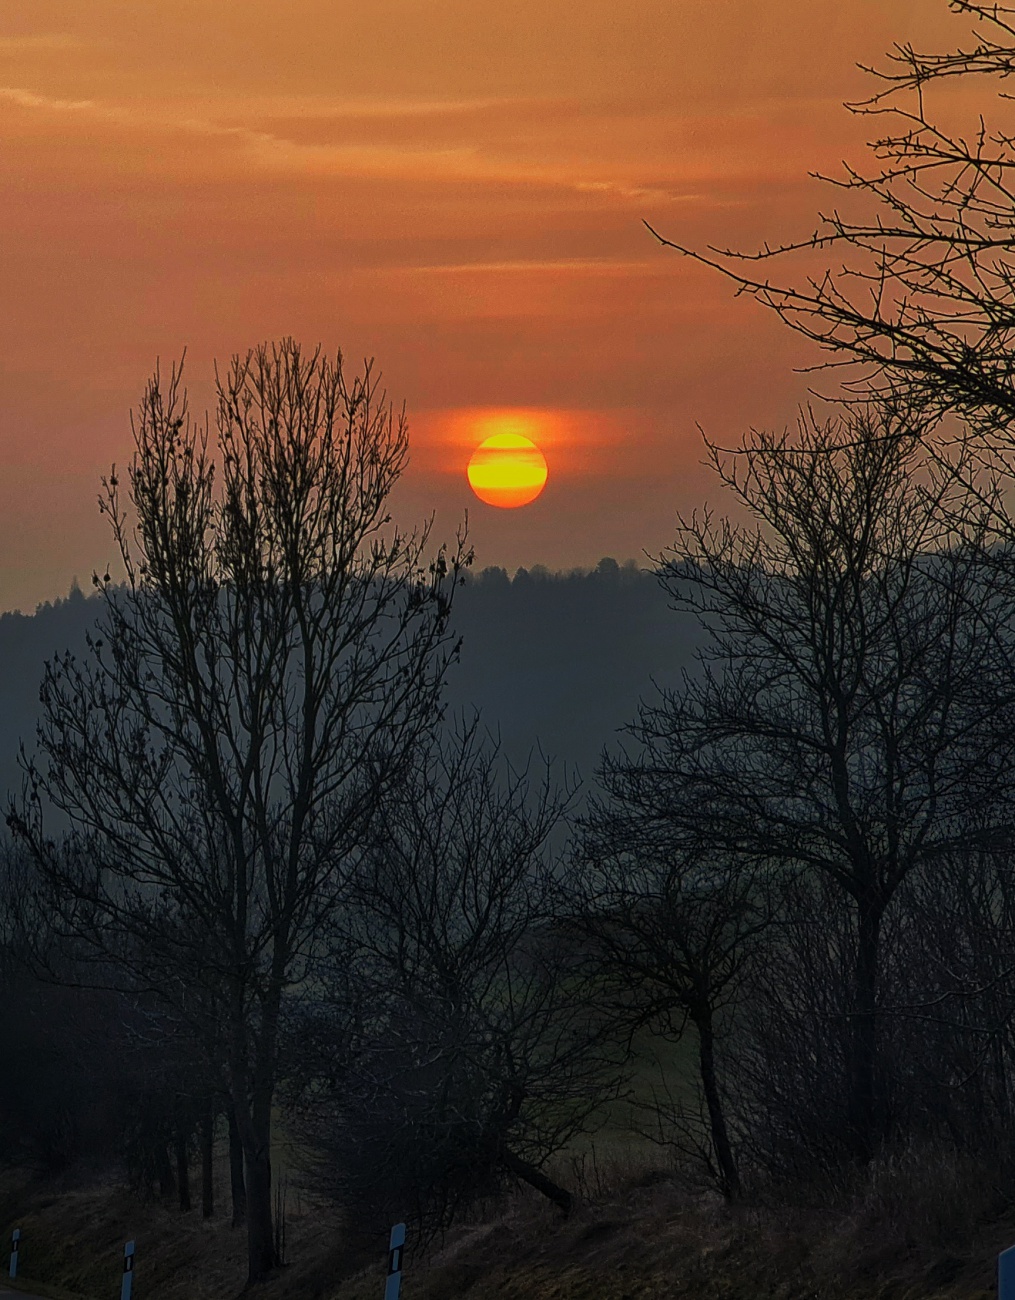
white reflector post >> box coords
[121,1239,135,1300]
[384,1223,406,1300]
[9,1228,19,1279]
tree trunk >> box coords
[242,1112,276,1285]
[501,1147,572,1214]
[175,1128,192,1213]
[692,1004,741,1200]
[157,1142,175,1200]
[849,899,883,1164]
[230,1020,280,1286]
[228,1103,247,1228]
[200,1100,215,1219]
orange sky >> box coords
[0,0,977,611]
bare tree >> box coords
[569,787,773,1200]
[290,721,619,1238]
[639,0,1015,1181]
[889,840,1015,1155]
[649,3,1015,438]
[627,404,1015,1164]
[735,829,1015,1185]
[8,340,468,1285]
[114,993,231,1218]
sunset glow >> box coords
[467,433,549,509]
[0,0,975,610]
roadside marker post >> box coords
[121,1239,135,1300]
[1001,1244,1015,1300]
[1000,1244,1015,1300]
[384,1223,405,1300]
[9,1228,19,1279]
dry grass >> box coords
[1,1141,1011,1300]
[332,1170,1004,1300]
[0,1161,350,1300]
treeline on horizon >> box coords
[9,6,1015,1292]
[0,556,696,799]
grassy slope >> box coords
[1,1155,1009,1300]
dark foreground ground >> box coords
[0,1148,1010,1300]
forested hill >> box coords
[0,561,700,803]
[446,559,699,779]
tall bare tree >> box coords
[627,405,1015,1163]
[8,340,468,1285]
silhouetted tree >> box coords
[8,340,468,1285]
[627,404,1015,1164]
[889,839,1015,1156]
[570,798,773,1199]
[117,1003,224,1216]
[651,3,1015,440]
[290,722,618,1238]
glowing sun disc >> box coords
[467,433,548,508]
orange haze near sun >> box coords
[0,0,978,610]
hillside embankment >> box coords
[1,1147,1010,1300]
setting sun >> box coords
[467,433,549,509]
